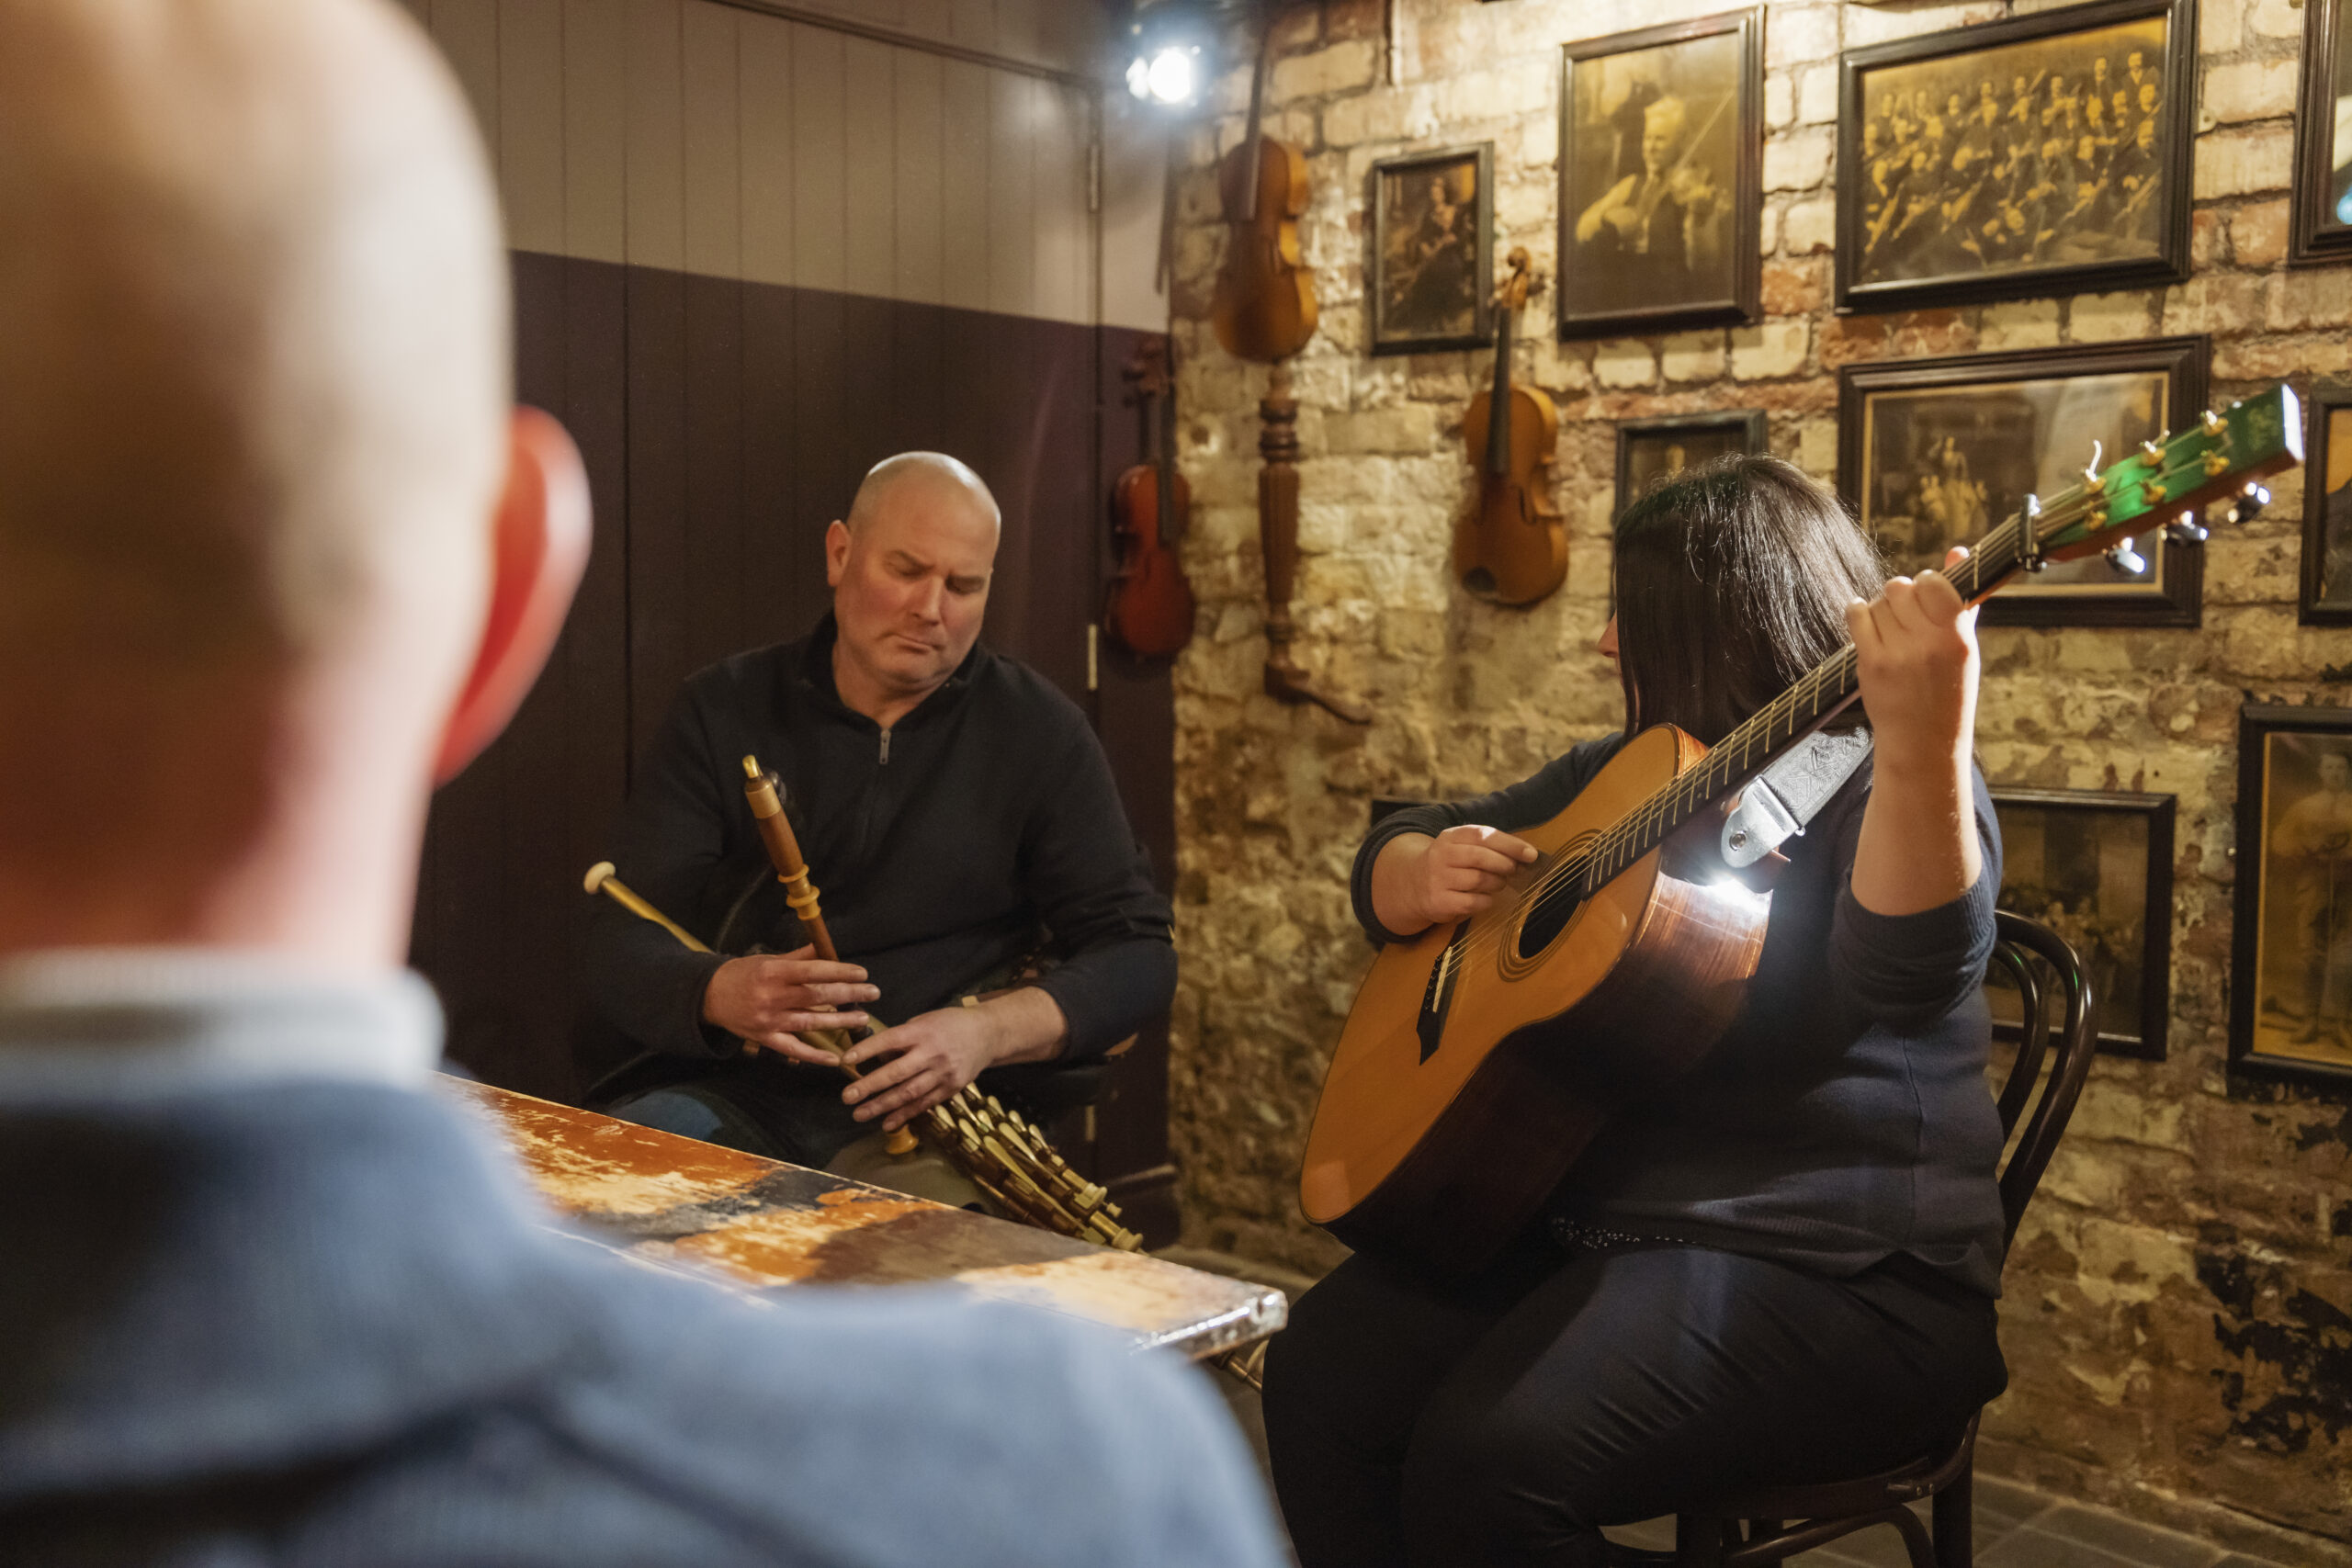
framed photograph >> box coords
[2290,0,2352,265]
[1557,8,1762,340]
[1837,0,2194,314]
[1371,144,1494,355]
[2232,706,2352,1095]
[1837,336,2209,627]
[2300,384,2352,624]
[1988,789,2175,1061]
[1614,411,1768,517]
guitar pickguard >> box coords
[1416,923,1471,1063]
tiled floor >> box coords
[1600,1474,2297,1567]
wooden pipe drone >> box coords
[738,755,917,1156]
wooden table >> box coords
[455,1080,1286,1361]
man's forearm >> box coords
[979,986,1069,1066]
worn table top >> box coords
[454,1079,1285,1361]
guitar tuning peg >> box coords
[2139,437,2165,462]
[2201,409,2226,438]
[2165,510,2209,546]
[2227,482,2270,525]
[2104,536,2147,576]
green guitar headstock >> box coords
[2025,384,2304,569]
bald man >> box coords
[0,2,1276,1562]
[584,453,1176,1170]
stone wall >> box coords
[1163,0,2352,1551]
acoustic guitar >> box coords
[1104,341,1196,659]
[1299,389,2303,1274]
[1455,248,1565,605]
[1211,26,1316,365]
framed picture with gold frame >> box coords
[2299,384,2352,625]
[2290,0,2352,265]
[2232,705,2352,1096]
[1836,0,2194,314]
[1988,788,2174,1061]
[1837,337,2209,627]
[1613,411,1767,519]
[1556,8,1763,339]
[1370,143,1494,355]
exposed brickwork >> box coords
[1165,0,2352,1551]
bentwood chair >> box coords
[1668,912,2100,1568]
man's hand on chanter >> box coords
[703,946,878,1063]
[837,988,1069,1132]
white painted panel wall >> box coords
[398,0,1143,328]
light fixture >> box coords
[1123,1,1216,109]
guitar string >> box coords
[1419,464,2150,976]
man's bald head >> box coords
[0,0,560,956]
[0,0,508,675]
[845,453,1001,538]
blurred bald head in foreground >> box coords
[0,0,588,963]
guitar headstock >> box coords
[1492,246,1544,314]
[2024,385,2303,566]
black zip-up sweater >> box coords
[1351,735,2009,1295]
[585,618,1175,1075]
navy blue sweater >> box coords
[1351,736,2009,1295]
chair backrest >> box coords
[1983,912,2100,1247]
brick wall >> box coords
[1164,0,2352,1551]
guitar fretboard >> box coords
[1569,497,2046,896]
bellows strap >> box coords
[1719,730,1873,869]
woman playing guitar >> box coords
[1263,457,2008,1564]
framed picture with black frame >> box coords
[1370,143,1495,356]
[1988,788,2175,1061]
[2231,705,2352,1097]
[2290,0,2352,265]
[2300,381,2352,624]
[1614,411,1768,518]
[1556,8,1763,340]
[1835,0,2195,315]
[1837,336,2209,627]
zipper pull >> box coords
[878,728,891,765]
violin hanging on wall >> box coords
[1210,23,1317,365]
[1104,340,1196,659]
[1455,248,1565,606]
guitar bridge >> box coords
[1417,923,1470,1063]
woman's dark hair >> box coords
[1611,454,1885,745]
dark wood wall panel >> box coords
[1088,323,1179,1237]
[416,254,1176,1238]
[414,251,630,1101]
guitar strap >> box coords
[1719,728,1873,869]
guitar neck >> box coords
[1483,305,1514,478]
[1575,385,2302,894]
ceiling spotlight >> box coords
[1130,44,1200,106]
[1124,2,1216,109]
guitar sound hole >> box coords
[1515,882,1582,963]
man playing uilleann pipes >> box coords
[584,453,1176,1169]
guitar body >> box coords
[1457,382,1566,604]
[1299,726,1770,1274]
[1105,462,1197,659]
[1212,135,1317,365]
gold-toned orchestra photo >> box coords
[1855,21,2170,284]
[3,1,2345,1566]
